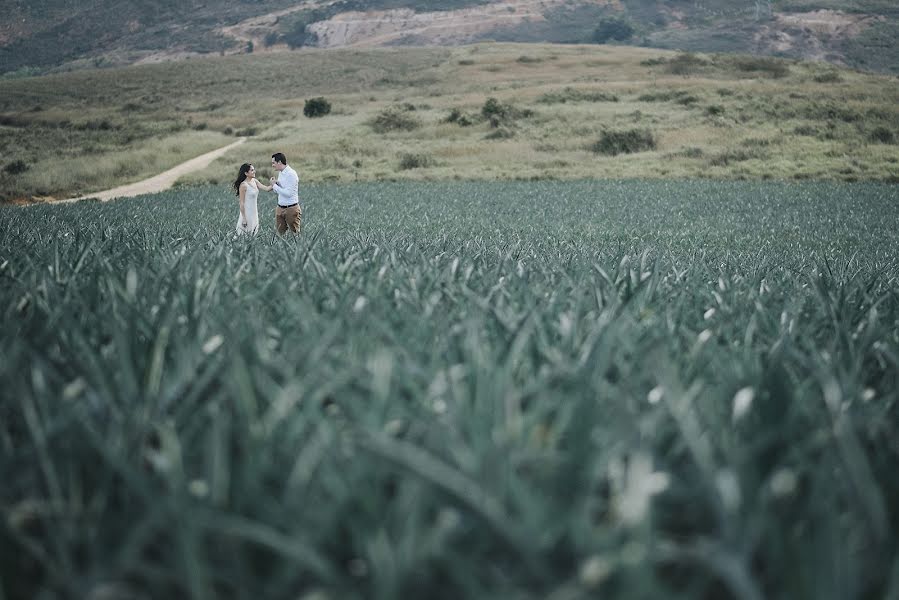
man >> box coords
[270,152,301,234]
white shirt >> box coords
[273,165,299,207]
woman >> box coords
[232,163,272,235]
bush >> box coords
[592,18,635,43]
[869,126,895,144]
[537,88,619,104]
[264,32,280,47]
[484,127,515,140]
[709,148,760,166]
[482,97,505,119]
[481,97,533,127]
[304,97,332,118]
[674,147,704,159]
[370,108,420,133]
[638,90,695,104]
[666,52,709,76]
[282,21,317,48]
[591,129,656,156]
[3,160,29,175]
[398,153,434,170]
[813,71,843,83]
[733,57,790,79]
[640,57,667,67]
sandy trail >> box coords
[60,138,247,203]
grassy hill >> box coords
[2,0,898,77]
[0,43,897,203]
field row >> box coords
[1,181,898,599]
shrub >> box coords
[592,18,635,43]
[591,129,656,156]
[869,126,895,144]
[640,57,668,67]
[264,32,280,47]
[304,97,332,118]
[733,57,789,79]
[3,160,29,175]
[706,105,725,116]
[743,137,772,147]
[666,52,709,76]
[638,90,694,103]
[482,97,505,119]
[282,21,317,48]
[370,108,421,133]
[481,98,533,126]
[813,71,842,83]
[674,147,704,159]
[484,127,515,140]
[709,148,760,166]
[537,88,619,104]
[398,153,434,170]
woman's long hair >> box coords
[232,163,252,196]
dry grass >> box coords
[1,43,898,201]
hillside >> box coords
[2,0,898,76]
[1,43,897,203]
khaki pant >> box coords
[275,203,302,234]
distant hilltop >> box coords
[2,0,898,76]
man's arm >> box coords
[275,168,299,199]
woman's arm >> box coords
[239,183,248,225]
[254,177,273,192]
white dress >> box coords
[236,179,259,235]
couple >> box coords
[232,152,301,236]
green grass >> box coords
[2,180,898,599]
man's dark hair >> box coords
[272,152,287,165]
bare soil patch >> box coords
[756,9,882,62]
[310,0,608,48]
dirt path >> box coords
[61,138,247,203]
